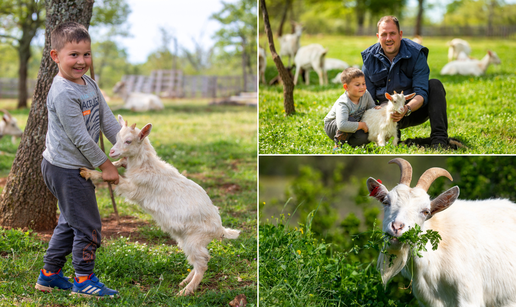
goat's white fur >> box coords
[278,22,303,67]
[361,92,415,146]
[293,44,328,86]
[440,50,501,76]
[368,158,516,306]
[113,81,164,112]
[0,109,23,143]
[324,58,349,71]
[259,46,266,84]
[80,116,240,296]
[447,38,471,62]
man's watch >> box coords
[405,105,412,117]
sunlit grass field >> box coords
[0,98,257,306]
[259,36,516,154]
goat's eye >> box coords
[382,196,390,206]
[422,209,430,216]
[125,140,132,144]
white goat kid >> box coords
[361,91,416,146]
[293,44,328,86]
[447,38,471,62]
[80,116,240,296]
[279,22,303,67]
[113,81,164,112]
[0,109,23,143]
[440,50,501,76]
[368,158,516,307]
[259,46,267,84]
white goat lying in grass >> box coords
[361,91,415,146]
[368,158,516,306]
[113,81,164,112]
[80,115,240,296]
[0,109,23,143]
[440,50,501,76]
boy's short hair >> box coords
[51,22,90,51]
[340,67,364,85]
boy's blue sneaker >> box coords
[35,269,73,292]
[71,273,119,298]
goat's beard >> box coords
[377,244,410,287]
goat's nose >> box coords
[109,149,115,155]
[391,221,405,233]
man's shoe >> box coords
[35,269,73,292]
[71,273,119,298]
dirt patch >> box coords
[35,214,176,246]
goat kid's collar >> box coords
[369,179,383,197]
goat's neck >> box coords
[125,143,158,170]
[477,53,491,72]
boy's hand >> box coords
[98,159,119,185]
[374,106,382,110]
[359,122,368,133]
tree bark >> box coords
[260,0,295,115]
[0,0,94,231]
[415,0,424,36]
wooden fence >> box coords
[122,70,257,99]
[0,78,37,98]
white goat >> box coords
[412,35,423,45]
[0,109,23,143]
[361,91,415,146]
[447,38,471,62]
[259,46,267,84]
[279,22,303,67]
[80,116,240,296]
[293,44,328,86]
[368,158,516,307]
[113,81,164,112]
[440,50,501,76]
[324,58,349,71]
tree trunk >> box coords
[260,0,295,115]
[0,0,94,231]
[415,0,424,36]
[276,0,291,37]
[241,34,248,92]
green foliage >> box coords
[259,36,516,154]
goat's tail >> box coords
[222,227,240,240]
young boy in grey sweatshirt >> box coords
[35,21,120,297]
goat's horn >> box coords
[0,109,11,117]
[388,158,412,186]
[393,90,397,94]
[416,168,453,192]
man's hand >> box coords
[98,159,119,185]
[391,105,408,122]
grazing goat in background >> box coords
[324,58,350,71]
[368,158,516,307]
[293,44,328,86]
[361,91,415,146]
[279,22,303,67]
[447,38,471,62]
[112,81,164,112]
[0,109,23,143]
[80,115,240,296]
[440,50,501,76]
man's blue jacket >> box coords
[361,38,430,105]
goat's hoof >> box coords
[79,168,91,180]
[177,288,193,296]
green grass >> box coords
[259,36,516,154]
[0,98,257,306]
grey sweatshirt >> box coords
[43,75,120,169]
[324,90,376,133]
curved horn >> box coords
[388,158,413,186]
[0,109,12,119]
[416,168,453,192]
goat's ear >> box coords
[428,186,460,219]
[367,177,389,203]
[138,124,152,141]
[118,115,126,127]
[405,92,416,101]
[385,93,393,101]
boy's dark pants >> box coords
[41,158,102,275]
[398,79,449,144]
[324,116,370,147]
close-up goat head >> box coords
[367,158,459,251]
[385,91,416,114]
[109,115,152,159]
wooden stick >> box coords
[90,58,120,225]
